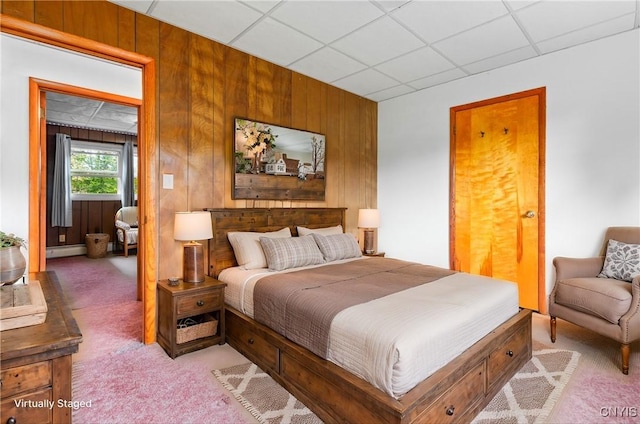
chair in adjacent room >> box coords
[114,206,138,257]
[549,226,640,374]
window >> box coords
[70,140,136,201]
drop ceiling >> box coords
[46,92,138,135]
[111,0,639,102]
[49,1,639,134]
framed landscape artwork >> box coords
[233,118,326,201]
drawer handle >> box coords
[248,338,255,345]
[446,406,455,416]
[7,417,17,424]
[507,350,514,357]
[197,300,205,307]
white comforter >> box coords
[219,259,519,398]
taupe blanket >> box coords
[253,258,455,358]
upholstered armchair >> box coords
[115,206,138,257]
[549,226,640,374]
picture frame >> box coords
[233,118,326,201]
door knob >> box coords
[524,210,535,218]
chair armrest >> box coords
[553,256,604,281]
[620,275,640,343]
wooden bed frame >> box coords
[206,208,532,424]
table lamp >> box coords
[174,211,213,283]
[358,209,380,255]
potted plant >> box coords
[0,231,27,285]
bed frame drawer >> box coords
[226,309,280,373]
[416,362,485,423]
[486,319,531,388]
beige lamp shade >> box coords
[174,211,212,283]
[358,209,380,229]
[174,211,213,242]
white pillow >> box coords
[259,235,324,271]
[227,227,291,269]
[297,225,343,236]
[311,233,362,262]
[115,220,131,230]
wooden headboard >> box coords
[205,208,346,277]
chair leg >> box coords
[550,316,557,343]
[124,243,129,258]
[621,343,630,375]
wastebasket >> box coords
[86,233,109,258]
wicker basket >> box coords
[176,314,218,344]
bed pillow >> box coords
[227,227,291,269]
[297,225,343,236]
[259,235,324,271]
[598,239,640,282]
[312,233,362,262]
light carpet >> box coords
[71,300,143,362]
[73,343,249,424]
[47,255,137,309]
[213,348,580,424]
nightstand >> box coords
[157,276,226,358]
[364,251,385,257]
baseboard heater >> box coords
[46,243,114,259]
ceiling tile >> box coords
[365,84,415,102]
[108,0,153,14]
[516,0,637,42]
[535,13,636,53]
[504,0,539,11]
[463,45,537,74]
[408,68,468,91]
[332,68,399,96]
[331,16,425,66]
[240,0,280,14]
[433,15,530,65]
[151,1,262,44]
[270,1,383,44]
[98,102,138,124]
[374,0,411,13]
[375,47,455,83]
[391,0,509,43]
[231,17,323,66]
[290,47,367,83]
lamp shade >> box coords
[358,209,380,229]
[174,211,213,241]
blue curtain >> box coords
[121,141,135,207]
[52,133,72,227]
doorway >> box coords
[2,15,159,344]
[450,87,546,312]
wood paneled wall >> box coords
[1,0,378,279]
[45,124,137,248]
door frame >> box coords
[1,15,159,343]
[449,87,547,313]
[33,79,142,288]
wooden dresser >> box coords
[1,271,82,424]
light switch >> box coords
[163,174,173,189]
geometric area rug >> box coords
[213,348,580,424]
[472,348,580,424]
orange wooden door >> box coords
[450,88,545,312]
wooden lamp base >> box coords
[363,229,375,255]
[183,242,205,283]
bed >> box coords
[206,208,532,424]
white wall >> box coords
[378,29,640,300]
[0,34,141,271]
